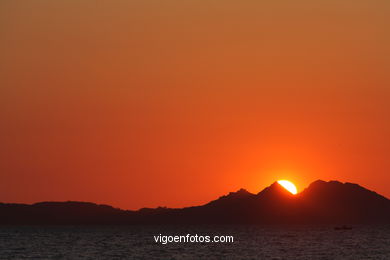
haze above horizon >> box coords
[1,0,389,209]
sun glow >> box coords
[277,180,298,195]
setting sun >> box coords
[277,180,298,195]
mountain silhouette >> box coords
[1,180,389,225]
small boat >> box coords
[334,225,352,230]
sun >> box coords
[277,180,298,195]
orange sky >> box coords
[1,1,389,209]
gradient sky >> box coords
[1,1,389,209]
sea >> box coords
[0,225,389,259]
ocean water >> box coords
[0,225,389,259]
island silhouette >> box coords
[1,180,389,225]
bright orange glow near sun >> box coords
[277,180,298,195]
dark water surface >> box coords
[0,225,389,259]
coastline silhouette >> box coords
[1,180,389,225]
